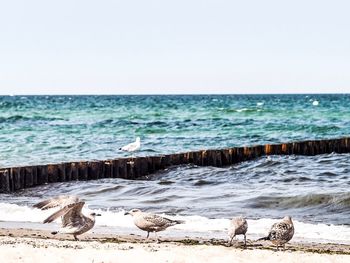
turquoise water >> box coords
[0,94,349,168]
[1,95,350,232]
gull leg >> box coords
[154,232,159,243]
[228,236,234,246]
[244,234,247,247]
[73,235,79,241]
[146,232,150,239]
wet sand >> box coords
[0,228,349,263]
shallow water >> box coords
[2,153,349,225]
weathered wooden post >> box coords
[11,167,22,190]
[58,163,66,182]
[70,162,79,181]
[78,162,88,180]
[0,169,10,193]
[103,161,112,178]
[88,162,99,180]
[47,164,59,183]
[24,166,34,188]
[37,165,48,185]
[150,156,162,171]
[118,159,128,179]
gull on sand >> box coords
[228,216,248,246]
[258,216,294,250]
[33,195,101,241]
[120,137,141,152]
[125,209,184,242]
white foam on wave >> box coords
[236,108,248,112]
[0,203,349,244]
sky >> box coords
[0,0,349,95]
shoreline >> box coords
[1,227,350,255]
[1,229,350,263]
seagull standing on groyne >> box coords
[120,137,141,152]
[33,195,101,241]
[257,216,294,250]
[125,208,184,242]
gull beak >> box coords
[96,213,102,216]
[124,212,129,216]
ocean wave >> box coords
[0,115,65,124]
[247,193,350,210]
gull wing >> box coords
[61,202,86,228]
[33,195,79,210]
[142,214,178,227]
[43,202,84,224]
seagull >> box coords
[228,216,248,247]
[33,195,101,241]
[125,208,184,242]
[257,216,294,250]
[120,137,141,152]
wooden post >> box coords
[47,164,58,183]
[161,155,171,168]
[32,166,38,185]
[0,170,10,193]
[24,166,34,188]
[139,157,149,177]
[104,161,112,178]
[58,163,66,182]
[88,162,99,180]
[118,159,128,179]
[71,162,79,181]
[98,161,105,179]
[221,149,231,166]
[149,156,162,171]
[215,150,222,167]
[78,162,88,180]
[110,160,118,178]
[64,163,71,181]
[10,167,22,190]
[126,160,135,179]
[37,166,48,185]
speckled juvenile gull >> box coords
[33,195,101,241]
[228,216,248,246]
[120,137,141,152]
[258,216,294,250]
[125,209,184,242]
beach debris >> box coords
[124,209,184,242]
[33,195,101,241]
[120,137,141,152]
[228,216,248,247]
[257,216,294,250]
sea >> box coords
[0,94,350,244]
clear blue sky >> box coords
[0,0,349,94]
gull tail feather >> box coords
[33,199,52,210]
[257,236,270,241]
[174,219,185,225]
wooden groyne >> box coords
[1,137,350,193]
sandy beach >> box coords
[1,228,349,263]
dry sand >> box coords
[0,228,349,263]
